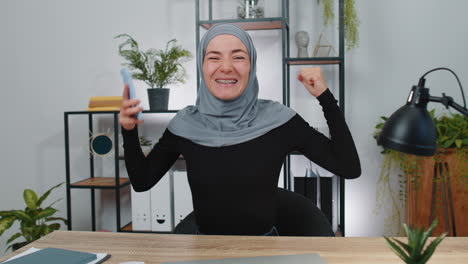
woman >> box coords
[119,24,361,236]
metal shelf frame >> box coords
[64,111,127,232]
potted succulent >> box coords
[385,220,446,264]
[374,110,468,236]
[0,183,67,251]
[115,34,192,111]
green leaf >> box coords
[442,139,455,148]
[455,139,462,148]
[0,210,15,217]
[48,223,61,231]
[37,182,63,207]
[0,216,16,236]
[384,237,410,262]
[393,239,413,255]
[6,233,22,244]
[11,210,33,224]
[46,217,68,226]
[418,220,438,253]
[23,189,38,209]
[420,233,447,263]
[34,208,57,221]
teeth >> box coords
[216,79,237,84]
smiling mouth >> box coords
[215,79,238,84]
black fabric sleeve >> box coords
[122,127,181,192]
[291,89,361,179]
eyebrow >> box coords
[205,49,248,56]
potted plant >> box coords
[317,0,360,51]
[115,34,193,111]
[374,110,468,236]
[385,220,446,264]
[0,183,67,251]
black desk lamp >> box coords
[378,67,468,156]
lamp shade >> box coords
[378,103,436,156]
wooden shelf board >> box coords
[71,177,130,188]
[201,19,283,30]
[287,59,342,65]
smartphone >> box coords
[120,68,142,120]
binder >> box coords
[131,188,152,231]
[150,172,173,232]
[173,169,193,226]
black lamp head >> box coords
[377,85,436,156]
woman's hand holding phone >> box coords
[119,68,144,130]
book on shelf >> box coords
[87,96,122,111]
[2,247,110,264]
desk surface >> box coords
[1,231,467,264]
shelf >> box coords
[200,17,284,30]
[70,177,131,189]
[286,57,343,65]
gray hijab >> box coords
[168,23,295,147]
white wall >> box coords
[1,0,468,255]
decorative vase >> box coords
[237,0,264,19]
[295,31,310,58]
[147,88,169,111]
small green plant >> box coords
[115,34,192,88]
[0,183,67,251]
[385,220,446,264]
[317,0,360,51]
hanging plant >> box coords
[317,0,360,51]
[373,110,468,236]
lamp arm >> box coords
[429,95,468,116]
[419,67,466,109]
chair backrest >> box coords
[275,187,334,236]
[174,187,334,236]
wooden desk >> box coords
[1,231,467,264]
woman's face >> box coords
[203,34,251,100]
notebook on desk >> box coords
[2,247,110,264]
[162,253,327,264]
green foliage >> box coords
[385,220,446,264]
[317,0,360,51]
[115,34,192,88]
[374,110,468,236]
[0,183,67,251]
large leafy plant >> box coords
[115,34,192,89]
[0,183,67,251]
[373,110,468,235]
[385,220,446,264]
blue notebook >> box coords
[3,247,97,264]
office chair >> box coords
[174,187,335,236]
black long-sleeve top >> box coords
[122,89,361,235]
